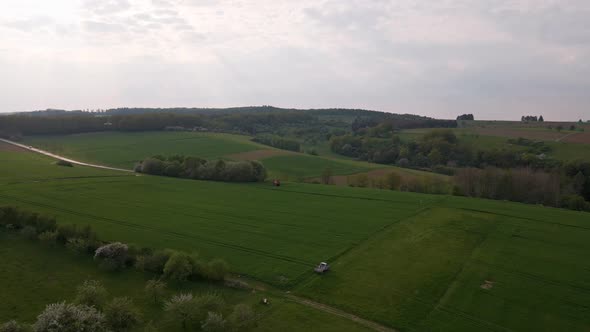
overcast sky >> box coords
[1,0,589,120]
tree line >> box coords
[521,115,544,122]
[135,156,267,183]
[251,135,300,152]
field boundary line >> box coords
[0,138,133,173]
[286,294,398,332]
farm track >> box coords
[286,295,398,332]
[0,138,133,173]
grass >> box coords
[0,231,370,332]
[0,150,432,286]
[22,131,262,169]
[22,131,393,179]
[262,155,373,180]
[297,200,590,331]
[2,148,590,331]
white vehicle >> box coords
[314,262,330,274]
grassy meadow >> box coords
[1,144,589,331]
[0,232,371,332]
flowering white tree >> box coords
[33,302,107,332]
[94,242,128,270]
[164,293,195,330]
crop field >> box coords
[299,200,590,331]
[0,232,370,332]
[22,131,263,169]
[21,132,389,179]
[0,150,436,286]
[2,148,589,331]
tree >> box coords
[75,280,108,309]
[145,279,167,304]
[384,172,401,190]
[104,297,142,332]
[201,312,226,332]
[206,259,229,281]
[163,252,194,281]
[193,293,225,324]
[0,320,27,332]
[33,302,107,332]
[321,167,333,185]
[539,115,544,122]
[94,242,128,271]
[228,304,256,331]
[164,293,195,331]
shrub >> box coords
[164,293,195,331]
[94,242,128,271]
[163,252,194,281]
[223,279,251,290]
[0,320,28,332]
[74,280,108,309]
[20,226,37,240]
[136,249,173,274]
[193,293,225,323]
[33,302,107,332]
[201,312,226,332]
[145,279,167,304]
[205,259,229,281]
[104,297,142,332]
[66,238,89,254]
[228,304,256,331]
[38,231,58,245]
[55,160,73,167]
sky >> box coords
[0,0,589,120]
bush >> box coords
[66,238,89,254]
[228,304,256,331]
[163,253,194,281]
[145,279,167,304]
[0,320,28,332]
[20,226,37,240]
[193,293,225,323]
[135,249,173,274]
[74,280,108,309]
[94,242,128,271]
[164,293,195,330]
[38,231,58,245]
[201,312,226,332]
[104,297,142,332]
[223,279,251,290]
[55,160,73,167]
[205,259,229,281]
[33,302,107,332]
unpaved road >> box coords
[286,294,398,332]
[0,138,133,173]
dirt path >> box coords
[0,138,133,173]
[286,294,398,332]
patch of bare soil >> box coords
[0,141,27,152]
[561,132,590,144]
[226,149,294,161]
[480,280,495,290]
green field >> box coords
[0,232,370,331]
[22,131,263,169]
[22,132,380,179]
[1,149,589,331]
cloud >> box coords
[83,20,126,33]
[83,0,131,15]
[1,16,54,32]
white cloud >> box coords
[0,0,588,120]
